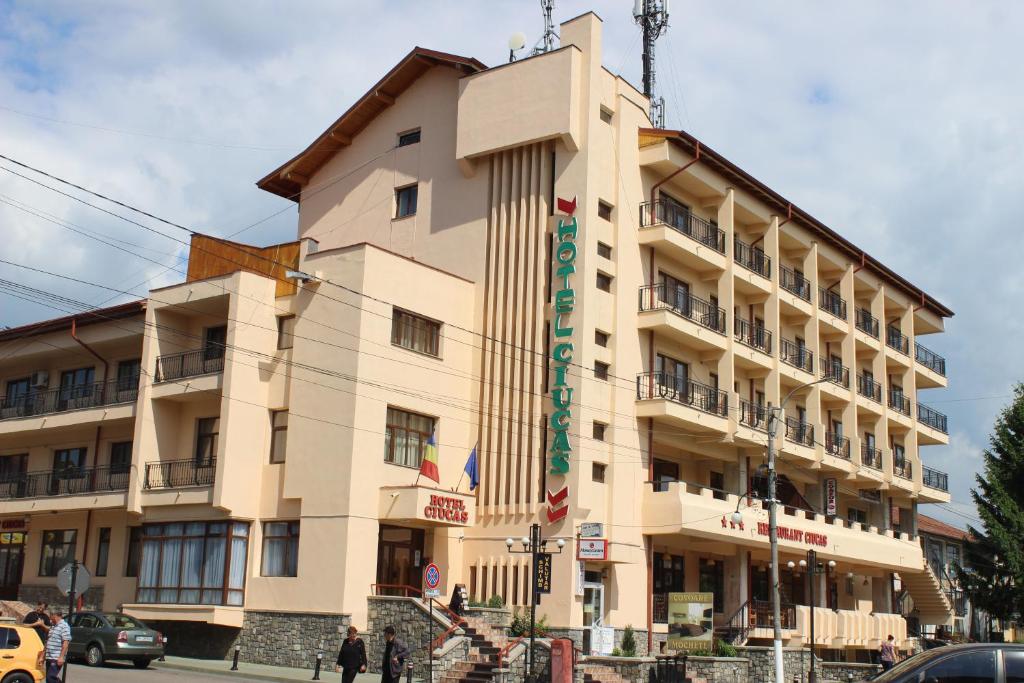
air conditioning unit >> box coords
[29,370,49,388]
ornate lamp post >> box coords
[506,524,566,683]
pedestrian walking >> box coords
[23,602,51,644]
[380,625,410,683]
[880,633,898,671]
[448,584,465,617]
[44,611,71,683]
[336,625,368,683]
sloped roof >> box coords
[917,513,971,541]
[257,47,486,201]
[0,300,145,342]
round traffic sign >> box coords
[56,562,91,597]
[424,563,441,590]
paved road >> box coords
[66,662,313,683]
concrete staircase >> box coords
[900,562,954,625]
[439,615,505,683]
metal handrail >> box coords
[780,338,813,373]
[638,284,726,333]
[734,315,772,354]
[734,239,771,278]
[922,466,949,492]
[155,348,225,382]
[886,326,910,354]
[915,343,947,376]
[779,265,811,301]
[636,372,729,417]
[818,287,847,320]
[0,465,130,500]
[784,417,814,448]
[0,377,138,421]
[917,402,949,434]
[371,584,422,597]
[861,443,883,470]
[855,308,880,338]
[143,457,216,489]
[820,358,850,388]
[750,599,796,629]
[856,375,882,402]
[739,399,768,432]
[888,389,911,416]
[825,432,851,459]
[894,459,913,480]
[639,200,725,252]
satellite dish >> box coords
[508,32,527,51]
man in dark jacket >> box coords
[23,602,50,644]
[381,625,410,683]
[336,625,367,683]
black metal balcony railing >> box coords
[888,389,911,416]
[636,373,729,418]
[638,284,726,334]
[918,403,949,434]
[915,342,947,376]
[750,599,797,630]
[784,417,814,448]
[862,443,883,470]
[779,265,811,301]
[734,316,772,354]
[779,338,814,373]
[818,287,847,320]
[855,308,880,338]
[155,349,225,383]
[825,432,851,459]
[739,399,768,432]
[821,358,850,388]
[0,377,139,421]
[923,466,949,492]
[143,457,217,490]
[639,200,726,253]
[0,466,130,501]
[734,239,771,278]
[894,459,913,480]
[856,375,882,402]
[886,326,910,355]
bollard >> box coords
[312,652,323,681]
[406,661,414,683]
[231,645,240,671]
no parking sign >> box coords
[423,562,441,598]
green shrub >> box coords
[714,639,738,658]
[467,599,485,608]
[610,647,623,657]
[487,595,504,608]
[620,625,637,657]
[509,609,549,637]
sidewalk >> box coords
[154,656,417,683]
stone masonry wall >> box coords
[235,610,350,669]
[819,662,881,682]
[464,607,511,628]
[431,636,471,683]
[20,584,104,612]
[367,596,454,681]
[506,640,552,683]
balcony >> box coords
[917,403,948,434]
[639,200,725,253]
[0,377,139,421]
[780,265,811,302]
[825,431,851,459]
[638,285,728,352]
[0,466,129,501]
[739,399,768,432]
[856,375,882,403]
[855,308,880,339]
[785,417,814,448]
[636,373,728,418]
[915,342,947,377]
[734,316,772,354]
[888,389,911,417]
[862,443,883,470]
[819,287,847,321]
[886,326,910,355]
[922,466,949,493]
[734,239,770,279]
[821,358,850,389]
[780,339,814,374]
[638,201,726,272]
[143,458,216,489]
[893,459,912,480]
[155,349,225,383]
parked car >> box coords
[67,612,163,669]
[870,642,1024,682]
[0,623,44,682]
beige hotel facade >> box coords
[0,12,955,662]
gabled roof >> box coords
[257,47,487,201]
[0,300,145,343]
[641,127,954,320]
[917,513,971,542]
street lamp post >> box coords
[800,549,836,683]
[506,524,566,683]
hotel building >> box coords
[0,12,954,662]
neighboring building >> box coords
[900,514,970,640]
[0,12,955,664]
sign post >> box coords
[57,560,90,683]
[423,563,441,599]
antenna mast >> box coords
[532,0,557,55]
[633,0,670,127]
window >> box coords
[116,359,141,389]
[277,315,296,350]
[269,411,288,464]
[593,361,609,381]
[398,129,421,147]
[385,407,435,468]
[847,508,867,526]
[261,521,300,577]
[596,272,612,292]
[597,242,612,259]
[110,441,132,474]
[0,454,27,483]
[39,529,77,577]
[0,627,20,650]
[597,201,613,221]
[136,521,249,606]
[699,559,725,612]
[195,417,219,465]
[923,650,995,681]
[125,526,142,577]
[592,421,607,441]
[653,553,685,622]
[203,325,227,362]
[95,527,111,577]
[391,309,441,357]
[599,107,613,124]
[53,448,86,477]
[655,354,688,395]
[592,463,606,483]
[395,185,418,218]
[595,330,609,347]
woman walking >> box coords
[336,626,367,683]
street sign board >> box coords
[576,538,608,561]
[57,562,91,597]
[535,553,552,594]
[580,522,603,538]
[824,478,837,516]
[423,562,441,598]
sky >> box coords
[1,0,1022,531]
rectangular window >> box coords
[599,107,613,124]
[398,129,421,147]
[391,309,441,357]
[847,508,868,526]
[592,421,607,441]
[270,410,288,464]
[109,441,132,474]
[116,359,141,390]
[385,407,436,468]
[195,417,219,465]
[0,454,26,482]
[53,448,86,477]
[595,330,609,347]
[653,553,685,623]
[592,463,606,483]
[125,526,142,577]
[203,325,227,361]
[395,185,418,218]
[136,521,249,606]
[593,361,609,381]
[596,272,612,292]
[277,315,296,350]
[261,521,300,577]
[597,201,613,221]
[699,559,725,612]
[95,527,111,577]
[39,529,77,577]
[597,242,612,259]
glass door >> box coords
[582,580,605,655]
[0,532,25,600]
[376,526,425,596]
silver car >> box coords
[68,612,164,669]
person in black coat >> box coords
[448,584,465,617]
[381,625,410,683]
[336,626,367,683]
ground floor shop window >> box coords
[39,529,76,577]
[653,552,685,623]
[698,558,724,613]
[137,521,249,606]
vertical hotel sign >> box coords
[546,196,578,524]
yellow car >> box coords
[0,624,44,683]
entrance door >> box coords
[582,579,605,655]
[376,526,425,596]
[0,532,25,600]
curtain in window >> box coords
[201,536,226,605]
[138,539,161,603]
[180,528,205,604]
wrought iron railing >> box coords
[894,459,913,480]
[636,373,728,417]
[888,389,911,416]
[784,417,814,448]
[886,326,910,354]
[155,349,225,382]
[639,200,726,253]
[857,375,882,402]
[735,315,772,354]
[818,287,847,320]
[734,239,771,278]
[638,284,726,334]
[0,377,139,421]
[918,403,949,434]
[780,265,811,301]
[739,399,768,431]
[780,338,813,373]
[821,358,850,388]
[855,308,880,338]
[923,466,949,492]
[915,343,947,376]
[825,432,850,459]
[861,443,883,470]
[0,466,130,500]
[143,458,216,489]
[750,599,797,630]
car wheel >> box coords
[86,643,105,667]
[2,672,37,683]
[133,658,152,669]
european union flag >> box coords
[464,446,479,491]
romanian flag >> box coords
[419,432,440,483]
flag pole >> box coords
[453,471,466,493]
